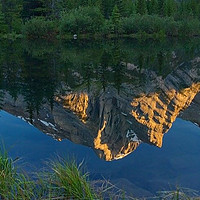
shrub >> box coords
[60,6,104,35]
[121,15,140,34]
[179,19,200,36]
[121,14,164,34]
[23,17,57,39]
[162,17,180,36]
[102,20,114,35]
[121,14,190,37]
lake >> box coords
[0,38,200,198]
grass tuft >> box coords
[51,159,98,199]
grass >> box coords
[0,148,199,200]
[51,159,98,199]
[0,147,38,199]
[0,148,101,200]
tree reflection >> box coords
[0,38,200,117]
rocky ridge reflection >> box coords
[52,59,200,161]
[1,39,200,161]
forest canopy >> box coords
[0,0,200,39]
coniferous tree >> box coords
[112,43,123,93]
[100,0,115,18]
[22,0,50,19]
[136,0,147,15]
[1,0,22,32]
[188,0,199,18]
[111,5,121,34]
[116,0,126,17]
[124,0,136,16]
[163,0,176,17]
[0,3,8,34]
[147,0,159,15]
[158,0,165,15]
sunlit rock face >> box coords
[56,93,89,123]
[131,83,200,147]
[2,59,200,161]
[53,60,200,161]
[53,89,141,161]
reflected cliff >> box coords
[1,39,200,161]
[52,60,200,161]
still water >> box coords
[0,38,200,197]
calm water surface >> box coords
[0,38,200,197]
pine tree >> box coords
[158,0,165,16]
[112,43,123,93]
[147,0,159,15]
[188,0,199,18]
[22,0,50,19]
[136,0,147,15]
[116,0,126,16]
[0,2,8,34]
[163,0,176,17]
[111,5,121,34]
[124,0,136,16]
[1,0,22,32]
[197,3,200,19]
[100,0,115,18]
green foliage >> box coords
[100,0,115,18]
[0,147,38,200]
[22,0,52,18]
[123,0,136,16]
[147,0,159,15]
[0,0,200,38]
[163,17,180,36]
[23,17,57,38]
[60,6,104,34]
[121,15,163,34]
[0,0,22,33]
[111,5,122,34]
[51,159,98,199]
[121,14,199,37]
[102,20,114,35]
[116,0,126,16]
[179,19,200,36]
[0,149,105,199]
[0,3,8,34]
[163,0,176,16]
[158,0,165,15]
[136,0,147,15]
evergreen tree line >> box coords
[0,0,200,38]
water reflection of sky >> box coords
[1,110,200,196]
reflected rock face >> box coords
[131,83,200,147]
[2,59,200,161]
[56,93,89,123]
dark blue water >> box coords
[1,110,200,196]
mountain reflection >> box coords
[1,39,200,161]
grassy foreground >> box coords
[0,147,199,200]
[0,148,101,200]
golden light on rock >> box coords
[113,142,140,160]
[131,83,200,147]
[94,120,112,161]
[94,121,140,161]
[56,93,89,123]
